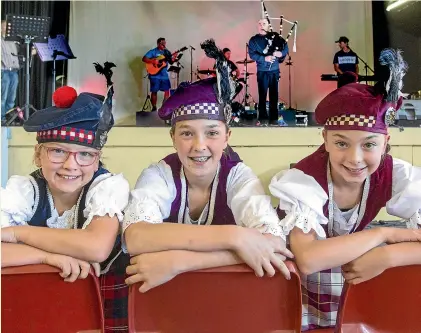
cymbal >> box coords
[197,69,216,75]
[235,59,254,64]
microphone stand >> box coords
[243,43,251,107]
[285,53,294,111]
[189,45,195,82]
[350,48,375,84]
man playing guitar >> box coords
[143,37,178,111]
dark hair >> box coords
[222,48,230,53]
[157,37,165,44]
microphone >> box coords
[189,45,196,50]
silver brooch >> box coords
[384,107,397,127]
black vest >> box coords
[28,168,128,272]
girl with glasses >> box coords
[1,85,130,332]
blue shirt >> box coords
[333,50,359,73]
[144,47,171,79]
[248,34,289,73]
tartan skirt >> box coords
[100,252,130,333]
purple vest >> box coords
[289,144,393,330]
[294,144,393,232]
[162,150,241,225]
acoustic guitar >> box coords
[146,46,187,75]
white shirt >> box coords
[1,173,130,230]
[123,160,285,243]
[269,158,421,239]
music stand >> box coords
[34,34,76,105]
[5,14,50,119]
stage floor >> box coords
[114,110,421,129]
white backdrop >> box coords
[68,1,373,121]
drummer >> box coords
[212,48,241,78]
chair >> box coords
[2,264,104,333]
[129,261,302,333]
[335,265,421,333]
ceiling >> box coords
[385,1,421,37]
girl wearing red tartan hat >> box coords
[1,78,131,332]
[269,49,421,331]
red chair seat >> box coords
[2,264,104,333]
[335,265,421,333]
[129,261,302,333]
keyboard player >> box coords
[333,36,359,88]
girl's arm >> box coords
[342,242,421,284]
[1,243,95,282]
[6,216,119,263]
[291,227,421,275]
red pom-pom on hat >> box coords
[53,86,78,108]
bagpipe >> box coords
[260,0,298,57]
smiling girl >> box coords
[1,86,130,332]
[269,49,421,331]
[123,40,292,292]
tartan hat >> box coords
[24,86,114,149]
[316,49,407,135]
[158,78,228,125]
[158,39,237,126]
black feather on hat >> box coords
[200,39,237,123]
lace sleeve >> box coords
[388,158,421,229]
[121,162,176,253]
[269,169,329,239]
[1,176,34,228]
[227,163,286,241]
[122,162,176,232]
[81,173,130,230]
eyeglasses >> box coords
[43,146,100,166]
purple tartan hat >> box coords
[158,78,227,126]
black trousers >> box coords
[257,71,280,121]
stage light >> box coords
[386,0,409,11]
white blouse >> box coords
[269,158,421,239]
[123,160,284,240]
[1,173,130,230]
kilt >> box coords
[100,252,130,332]
[301,266,344,331]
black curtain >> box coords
[1,1,70,111]
[371,1,390,73]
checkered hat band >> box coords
[325,114,377,128]
[172,102,220,120]
[37,126,95,145]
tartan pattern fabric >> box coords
[37,126,95,145]
[100,253,130,333]
[325,114,376,128]
[301,267,344,331]
[172,102,220,120]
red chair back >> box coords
[2,264,104,333]
[129,261,302,333]
[336,265,421,333]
